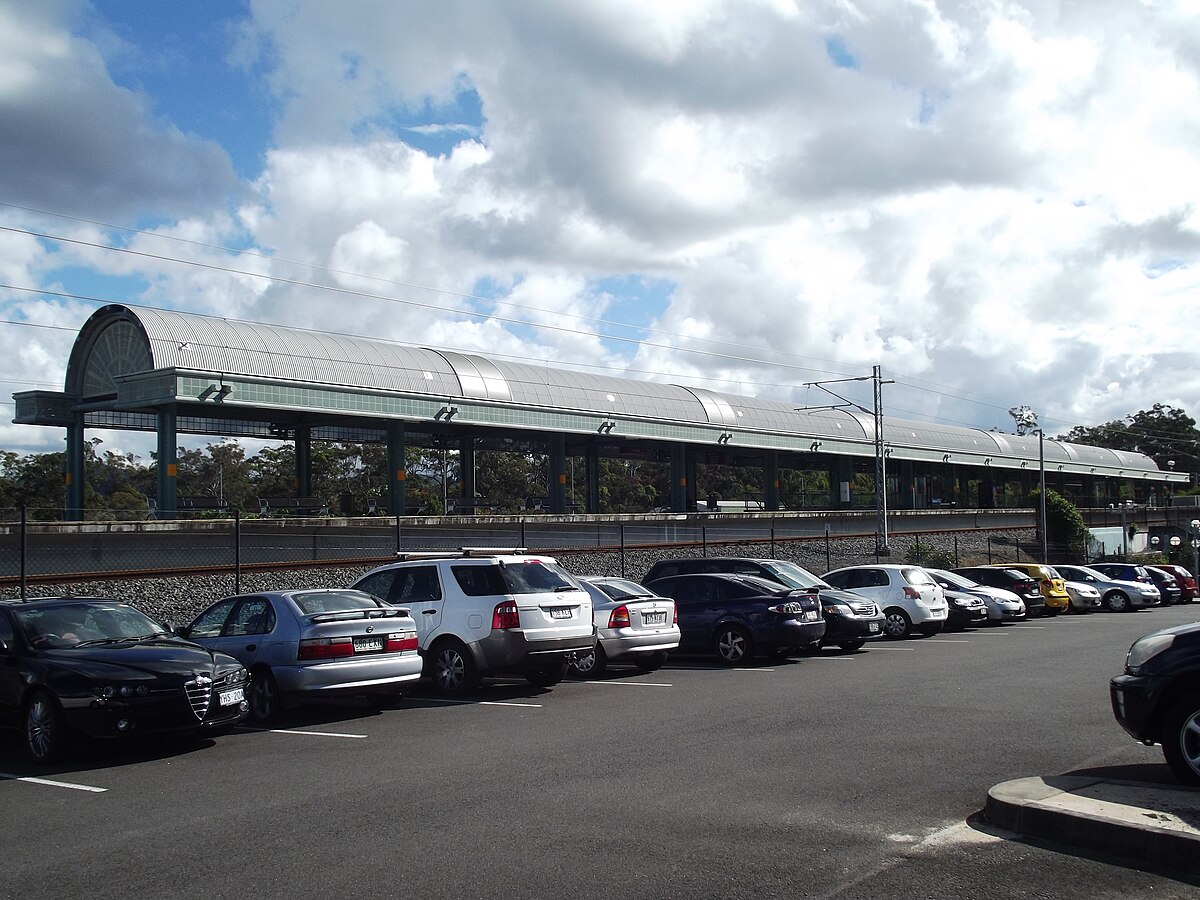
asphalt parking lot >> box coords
[3,607,1199,899]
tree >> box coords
[1060,403,1200,483]
[1032,487,1090,560]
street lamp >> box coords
[1009,405,1048,561]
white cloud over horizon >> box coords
[1,0,1199,457]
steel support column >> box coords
[295,425,311,497]
[459,438,476,503]
[548,434,567,513]
[764,451,780,511]
[670,445,688,512]
[156,404,178,516]
[585,444,601,514]
[387,421,406,516]
[65,414,85,520]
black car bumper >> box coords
[946,607,988,629]
[60,686,249,740]
[758,618,826,651]
[1110,673,1163,744]
[821,613,886,642]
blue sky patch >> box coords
[824,36,859,70]
[358,86,485,156]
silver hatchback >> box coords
[181,589,422,721]
[573,577,680,675]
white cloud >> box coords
[2,0,1200,458]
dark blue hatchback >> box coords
[642,573,825,664]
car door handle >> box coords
[245,644,256,651]
[422,609,437,615]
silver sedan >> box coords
[1055,565,1161,613]
[181,589,423,721]
[573,577,680,675]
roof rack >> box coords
[394,547,530,560]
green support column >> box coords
[65,414,85,521]
[585,445,601,514]
[549,434,567,513]
[764,451,780,511]
[295,425,311,497]
[387,421,407,516]
[899,460,916,509]
[459,438,476,504]
[670,445,688,512]
[156,405,178,516]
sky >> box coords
[2,0,1199,461]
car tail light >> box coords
[608,605,631,628]
[903,586,921,599]
[492,601,520,630]
[298,637,355,660]
[672,604,678,625]
[385,632,418,652]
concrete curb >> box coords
[986,776,1200,877]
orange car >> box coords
[987,563,1070,616]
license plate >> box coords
[803,610,819,621]
[354,636,385,652]
[219,687,244,707]
[549,607,572,619]
[868,623,880,633]
[643,612,666,625]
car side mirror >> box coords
[176,624,191,638]
[0,638,8,653]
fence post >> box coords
[953,533,959,567]
[20,505,27,601]
[825,524,831,572]
[770,518,776,558]
[619,524,625,578]
[520,518,526,550]
[234,508,242,595]
[702,526,707,558]
[988,535,992,563]
[395,515,401,555]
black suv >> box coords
[1111,621,1200,786]
[642,557,884,651]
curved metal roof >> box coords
[60,304,1166,477]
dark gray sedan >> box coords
[181,589,422,721]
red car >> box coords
[1149,564,1197,602]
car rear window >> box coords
[594,579,653,600]
[452,560,579,596]
[901,568,934,586]
[292,591,382,615]
[760,561,826,590]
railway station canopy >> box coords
[13,303,1186,518]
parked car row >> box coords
[4,552,1194,768]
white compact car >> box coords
[352,551,595,695]
[821,565,949,638]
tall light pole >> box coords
[1191,519,1200,579]
[1009,405,1048,561]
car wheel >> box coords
[431,640,480,696]
[634,650,668,672]
[1161,697,1200,787]
[713,625,753,665]
[882,608,911,639]
[249,668,280,722]
[838,639,866,651]
[525,658,568,688]
[571,644,607,677]
[25,690,65,765]
[1104,590,1130,613]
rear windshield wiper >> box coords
[75,633,166,647]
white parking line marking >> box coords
[868,647,918,651]
[924,639,971,644]
[0,773,107,793]
[806,655,856,660]
[736,667,776,672]
[239,727,367,739]
[578,680,673,687]
[419,697,544,708]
